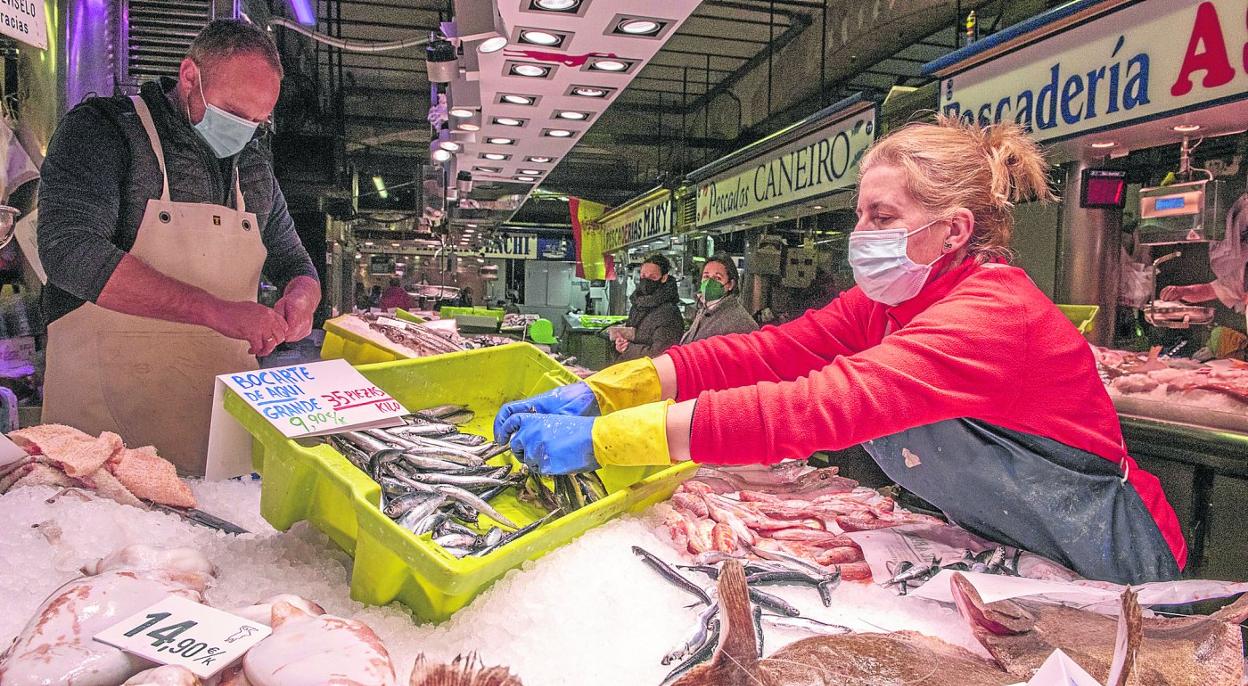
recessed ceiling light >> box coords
[502,94,535,105]
[572,87,608,98]
[483,153,508,160]
[770,215,782,220]
[556,111,588,120]
[590,59,629,72]
[487,137,515,145]
[1090,141,1117,149]
[474,166,502,173]
[534,0,579,10]
[811,205,824,210]
[495,117,524,126]
[466,223,478,228]
[527,156,553,163]
[516,176,537,182]
[618,19,662,35]
[546,129,574,137]
[1172,124,1201,133]
[432,148,453,162]
[512,64,549,78]
[450,107,474,118]
[519,169,542,175]
[519,30,562,46]
[438,140,461,151]
[457,121,481,132]
[364,241,374,246]
[479,36,508,53]
[391,242,401,247]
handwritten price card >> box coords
[221,359,407,438]
[94,595,272,678]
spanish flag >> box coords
[570,197,614,280]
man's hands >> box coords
[205,301,289,356]
[274,276,321,343]
[614,337,630,354]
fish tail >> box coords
[713,560,761,673]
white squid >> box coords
[241,601,396,686]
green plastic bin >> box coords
[223,342,695,622]
[1057,304,1099,335]
[528,318,557,345]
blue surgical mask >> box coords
[188,66,259,158]
[848,219,945,305]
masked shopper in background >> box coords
[615,253,683,362]
[497,117,1186,585]
[680,253,758,345]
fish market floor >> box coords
[0,481,987,685]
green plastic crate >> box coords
[439,306,505,323]
[1057,304,1099,335]
[223,342,695,622]
[577,314,628,330]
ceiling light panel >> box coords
[497,93,540,106]
[554,110,591,121]
[607,14,674,40]
[566,85,616,99]
[523,0,590,18]
[584,57,638,73]
[515,27,574,48]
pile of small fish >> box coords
[657,463,943,583]
[358,313,464,356]
[327,404,604,559]
[631,545,852,684]
[883,546,1021,595]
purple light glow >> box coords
[289,0,316,25]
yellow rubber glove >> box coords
[583,357,663,414]
[591,400,675,467]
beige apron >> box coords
[42,95,267,476]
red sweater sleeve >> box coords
[668,288,877,400]
[689,276,1030,464]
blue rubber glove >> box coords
[493,382,600,444]
[501,413,601,475]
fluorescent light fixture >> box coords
[372,175,388,199]
[512,64,549,78]
[486,137,515,145]
[618,19,660,34]
[288,0,316,25]
[479,36,508,53]
[1090,141,1117,149]
[502,94,535,105]
[1172,124,1201,133]
[450,107,475,118]
[590,59,628,72]
[555,110,588,120]
[519,30,562,46]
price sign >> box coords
[94,595,271,678]
[218,359,408,438]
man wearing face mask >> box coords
[615,254,684,362]
[36,20,320,475]
[679,253,758,345]
[495,118,1186,585]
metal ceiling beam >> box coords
[680,11,812,115]
[654,47,752,61]
[645,61,735,74]
[600,133,733,149]
[702,0,805,18]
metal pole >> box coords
[681,66,689,175]
[1057,161,1121,346]
[767,0,775,117]
[704,54,711,165]
[820,0,827,107]
[955,0,962,49]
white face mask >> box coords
[848,219,944,306]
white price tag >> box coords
[94,595,272,678]
[376,317,409,329]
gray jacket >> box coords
[680,294,759,345]
[37,78,316,324]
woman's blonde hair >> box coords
[860,115,1058,261]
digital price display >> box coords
[1080,169,1128,209]
[1154,196,1186,211]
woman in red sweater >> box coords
[496,118,1185,584]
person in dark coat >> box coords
[617,254,683,361]
[680,253,758,345]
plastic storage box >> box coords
[223,342,696,621]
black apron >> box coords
[863,418,1180,584]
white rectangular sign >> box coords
[219,359,407,438]
[939,0,1248,142]
[0,0,45,50]
[600,195,674,253]
[94,595,272,679]
[696,108,875,228]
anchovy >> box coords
[743,540,831,577]
[441,546,474,558]
[393,421,457,436]
[433,484,519,529]
[471,510,561,556]
[440,432,487,447]
[412,510,449,536]
[396,494,448,531]
[660,618,719,686]
[446,500,479,525]
[440,409,476,425]
[434,533,477,548]
[752,605,765,658]
[411,473,513,489]
[401,444,485,467]
[580,470,609,500]
[748,587,800,617]
[368,448,405,482]
[632,546,713,606]
[407,436,490,463]
[663,603,721,665]
[436,520,478,538]
[383,492,433,519]
[364,428,420,450]
[342,430,390,454]
[760,613,853,635]
[480,528,504,549]
[396,453,478,472]
[476,443,510,460]
[415,404,470,420]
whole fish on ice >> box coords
[0,545,215,686]
[242,601,396,686]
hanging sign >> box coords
[696,108,875,228]
[937,0,1248,143]
[600,192,674,252]
[0,1,45,50]
[385,234,540,260]
[216,359,407,438]
[94,595,272,679]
